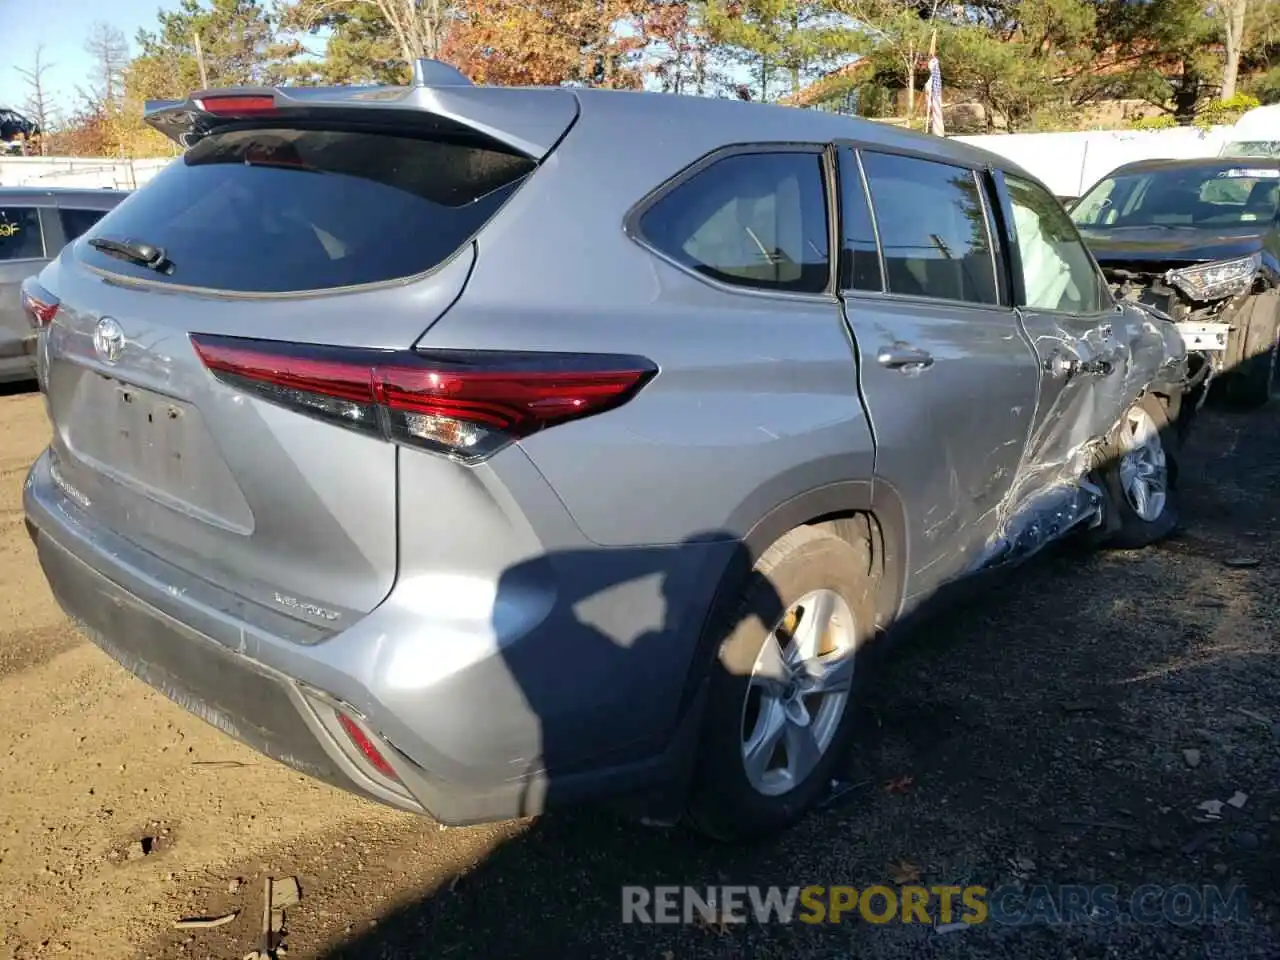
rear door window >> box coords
[60,207,109,241]
[77,127,536,294]
[638,150,831,294]
[0,207,45,261]
[860,152,1000,306]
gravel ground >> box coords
[1,382,1277,960]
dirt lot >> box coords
[1,383,1278,960]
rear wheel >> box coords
[1223,290,1280,409]
[1099,394,1181,549]
[686,525,876,842]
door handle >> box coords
[1044,351,1080,379]
[877,345,934,371]
[1045,350,1112,379]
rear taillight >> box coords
[20,279,59,329]
[190,334,657,463]
[196,94,276,116]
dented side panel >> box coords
[991,301,1185,564]
[839,295,1040,603]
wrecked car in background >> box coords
[1072,157,1280,407]
[23,64,1192,843]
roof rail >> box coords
[411,58,473,88]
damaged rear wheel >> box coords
[1099,394,1181,549]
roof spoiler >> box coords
[142,60,576,160]
[410,58,472,87]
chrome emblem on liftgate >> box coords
[93,317,125,364]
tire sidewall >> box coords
[1225,291,1280,408]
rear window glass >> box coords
[78,127,535,293]
[0,207,44,261]
[638,151,831,294]
[60,207,109,241]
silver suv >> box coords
[23,65,1189,840]
[1,187,127,383]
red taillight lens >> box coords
[196,94,277,116]
[20,279,59,329]
[336,713,400,781]
[190,334,657,462]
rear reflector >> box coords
[20,278,59,329]
[336,713,400,781]
[190,334,657,463]
[197,94,276,116]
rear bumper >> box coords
[23,451,711,824]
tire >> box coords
[1099,393,1181,550]
[686,524,877,842]
[1223,290,1280,409]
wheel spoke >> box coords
[802,651,856,695]
[1117,404,1168,522]
[1130,477,1150,518]
[743,699,786,783]
[740,588,861,797]
[784,719,823,781]
[791,591,834,662]
[752,634,791,693]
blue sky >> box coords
[1,0,165,115]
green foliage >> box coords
[132,0,300,98]
[1129,113,1179,130]
[855,82,894,117]
[275,1,408,85]
[703,0,863,101]
[1247,66,1280,105]
[1194,92,1262,129]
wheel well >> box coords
[679,486,908,716]
[805,510,903,633]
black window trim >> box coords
[993,169,1120,319]
[42,206,72,253]
[832,140,1012,313]
[833,145,888,294]
[978,168,1017,307]
[0,203,49,263]
[623,141,838,302]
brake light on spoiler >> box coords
[190,334,657,463]
[195,94,277,116]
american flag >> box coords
[926,51,945,137]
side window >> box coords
[838,148,883,292]
[639,151,830,294]
[60,207,108,242]
[1005,175,1111,314]
[0,207,45,261]
[860,152,999,306]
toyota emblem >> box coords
[93,317,125,364]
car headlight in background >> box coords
[1165,253,1261,301]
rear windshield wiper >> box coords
[87,236,174,274]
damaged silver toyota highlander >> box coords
[22,62,1192,841]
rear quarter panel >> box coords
[416,97,876,549]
